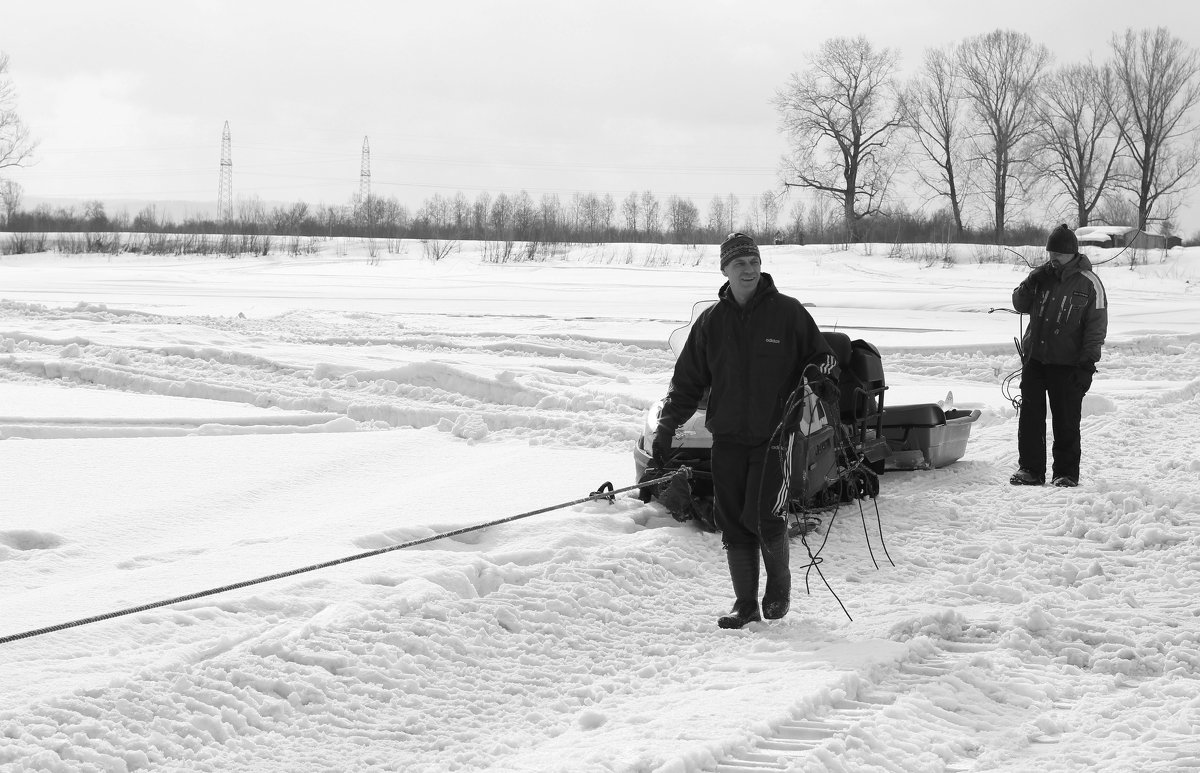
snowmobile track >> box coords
[703,626,1076,772]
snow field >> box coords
[1,243,1198,771]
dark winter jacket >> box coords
[658,273,835,445]
[1012,253,1108,369]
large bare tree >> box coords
[774,36,905,242]
[957,30,1050,243]
[1,52,36,174]
[1107,27,1200,230]
[904,44,974,237]
[1031,63,1123,227]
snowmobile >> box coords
[634,301,980,535]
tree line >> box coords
[3,28,1199,249]
[0,186,1079,250]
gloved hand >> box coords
[813,375,840,404]
[1029,262,1056,288]
[651,426,675,469]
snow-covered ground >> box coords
[1,240,1198,772]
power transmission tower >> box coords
[360,136,377,262]
[218,121,233,225]
[359,136,371,226]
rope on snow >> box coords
[0,470,687,646]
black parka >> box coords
[658,273,834,445]
[1012,253,1108,368]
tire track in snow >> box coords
[704,622,1076,772]
[1,305,673,449]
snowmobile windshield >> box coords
[668,300,718,358]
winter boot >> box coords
[1009,468,1045,486]
[760,534,792,620]
[717,544,761,629]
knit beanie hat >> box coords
[1046,224,1078,255]
[720,232,760,270]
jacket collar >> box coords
[1056,253,1093,277]
[718,272,779,310]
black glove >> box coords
[1029,262,1056,288]
[814,375,840,404]
[651,426,675,468]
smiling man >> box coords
[652,232,835,629]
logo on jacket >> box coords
[765,338,781,344]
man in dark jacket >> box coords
[1010,224,1108,488]
[652,232,835,629]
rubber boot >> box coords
[760,534,791,620]
[717,544,762,629]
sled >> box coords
[881,404,982,470]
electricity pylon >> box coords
[218,121,233,225]
[359,136,371,227]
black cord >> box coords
[1,472,685,646]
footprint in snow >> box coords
[0,530,66,553]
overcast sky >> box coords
[3,0,1200,229]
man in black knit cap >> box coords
[1010,224,1108,488]
[652,232,835,629]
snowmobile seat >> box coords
[820,332,856,421]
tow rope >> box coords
[0,470,687,646]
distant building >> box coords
[1074,225,1178,250]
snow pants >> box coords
[711,438,789,548]
[1018,358,1093,481]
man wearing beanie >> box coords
[1010,224,1108,488]
[652,232,835,629]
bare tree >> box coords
[539,193,563,237]
[785,199,806,243]
[238,194,268,229]
[640,191,661,236]
[83,200,108,229]
[957,30,1051,243]
[598,193,616,234]
[0,177,20,224]
[621,192,640,236]
[774,36,905,242]
[1107,27,1200,230]
[758,189,782,238]
[705,195,726,237]
[1,53,36,173]
[472,192,491,237]
[1031,63,1123,227]
[489,192,513,235]
[451,192,471,235]
[904,44,974,237]
[665,196,700,240]
[511,190,536,235]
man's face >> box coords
[722,254,762,293]
[1048,250,1073,265]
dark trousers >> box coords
[1018,359,1093,480]
[711,439,789,547]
